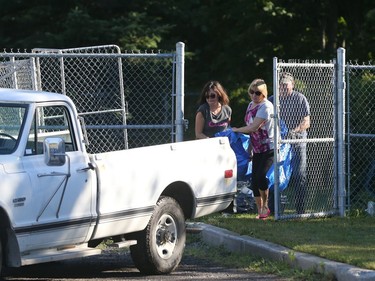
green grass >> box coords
[193,213,375,270]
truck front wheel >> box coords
[0,238,2,276]
[128,196,186,275]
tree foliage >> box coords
[0,0,374,130]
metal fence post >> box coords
[175,42,185,142]
[114,46,128,150]
[337,47,346,217]
[273,57,281,220]
[59,53,66,95]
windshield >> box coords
[0,104,27,154]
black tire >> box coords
[222,200,235,213]
[128,196,186,275]
[0,238,2,277]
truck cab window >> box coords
[25,105,77,155]
[0,105,26,154]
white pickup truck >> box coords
[0,88,237,276]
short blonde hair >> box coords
[248,79,268,98]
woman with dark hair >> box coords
[195,81,232,139]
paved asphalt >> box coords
[186,222,375,281]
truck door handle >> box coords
[77,162,95,172]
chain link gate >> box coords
[0,43,185,154]
[272,59,337,219]
[346,63,375,214]
[272,50,375,219]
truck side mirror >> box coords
[44,137,66,166]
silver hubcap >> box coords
[155,214,177,259]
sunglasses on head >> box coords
[254,80,265,87]
[249,90,262,96]
[206,93,217,99]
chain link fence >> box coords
[346,63,375,213]
[272,53,375,219]
[1,44,374,218]
[0,44,184,154]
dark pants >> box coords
[251,150,274,197]
[291,143,307,214]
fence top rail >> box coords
[347,64,375,69]
[277,62,335,68]
[0,52,175,59]
[32,44,122,54]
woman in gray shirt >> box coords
[195,81,232,139]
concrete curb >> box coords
[187,222,375,281]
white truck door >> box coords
[18,104,95,251]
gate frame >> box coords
[0,42,185,147]
[272,48,346,220]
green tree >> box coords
[1,0,374,132]
[0,0,171,49]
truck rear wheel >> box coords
[128,196,186,274]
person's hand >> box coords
[232,127,238,132]
[248,150,253,161]
[287,130,297,139]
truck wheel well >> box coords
[0,208,21,268]
[161,182,195,219]
[0,209,9,267]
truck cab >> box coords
[0,89,97,267]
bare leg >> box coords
[259,189,270,218]
[255,196,262,218]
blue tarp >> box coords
[215,128,292,192]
